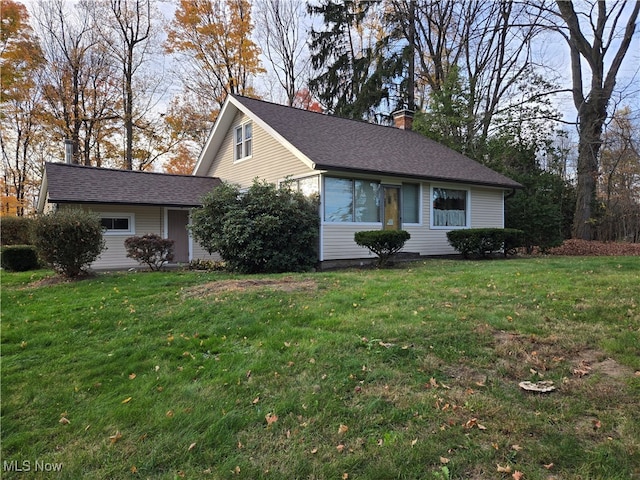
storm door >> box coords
[383,186,401,230]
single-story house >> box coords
[193,94,521,266]
[37,162,220,270]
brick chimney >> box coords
[392,109,414,130]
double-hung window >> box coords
[431,187,468,227]
[234,122,252,161]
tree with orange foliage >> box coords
[165,0,263,139]
[293,88,323,113]
[1,0,45,216]
[164,144,196,175]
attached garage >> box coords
[37,162,221,270]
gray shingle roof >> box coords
[232,95,521,189]
[44,162,220,207]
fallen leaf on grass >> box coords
[129,373,136,380]
[512,471,524,480]
[131,466,137,473]
[338,424,349,435]
[497,464,511,473]
[544,463,554,470]
[511,444,523,451]
[59,417,70,425]
[573,361,592,377]
[463,418,486,430]
[336,444,345,453]
[188,442,197,451]
[265,413,278,426]
[311,447,318,454]
[593,419,602,430]
[109,431,122,444]
[122,397,132,404]
[440,457,450,464]
[411,438,418,447]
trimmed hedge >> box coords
[0,216,34,246]
[125,234,174,270]
[354,230,411,267]
[1,245,40,271]
[446,228,524,259]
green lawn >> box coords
[1,257,639,479]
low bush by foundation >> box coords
[125,234,174,270]
[354,230,411,267]
[0,245,39,271]
[447,228,524,258]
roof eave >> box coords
[48,199,205,208]
[313,165,522,190]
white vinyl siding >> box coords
[321,223,377,260]
[471,187,504,228]
[191,240,222,262]
[206,111,315,187]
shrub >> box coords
[1,245,40,271]
[124,234,174,270]
[354,230,411,267]
[0,216,34,246]
[446,228,524,259]
[190,180,319,273]
[32,209,105,277]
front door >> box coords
[167,210,189,263]
[383,186,400,230]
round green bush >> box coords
[32,209,105,277]
[190,180,319,273]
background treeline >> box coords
[1,0,638,243]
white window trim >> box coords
[430,185,470,230]
[101,212,135,236]
[233,121,253,162]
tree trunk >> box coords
[572,101,607,239]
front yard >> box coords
[1,257,639,479]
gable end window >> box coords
[234,122,252,161]
[431,187,468,228]
[101,214,134,235]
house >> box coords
[37,162,220,270]
[194,94,521,266]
